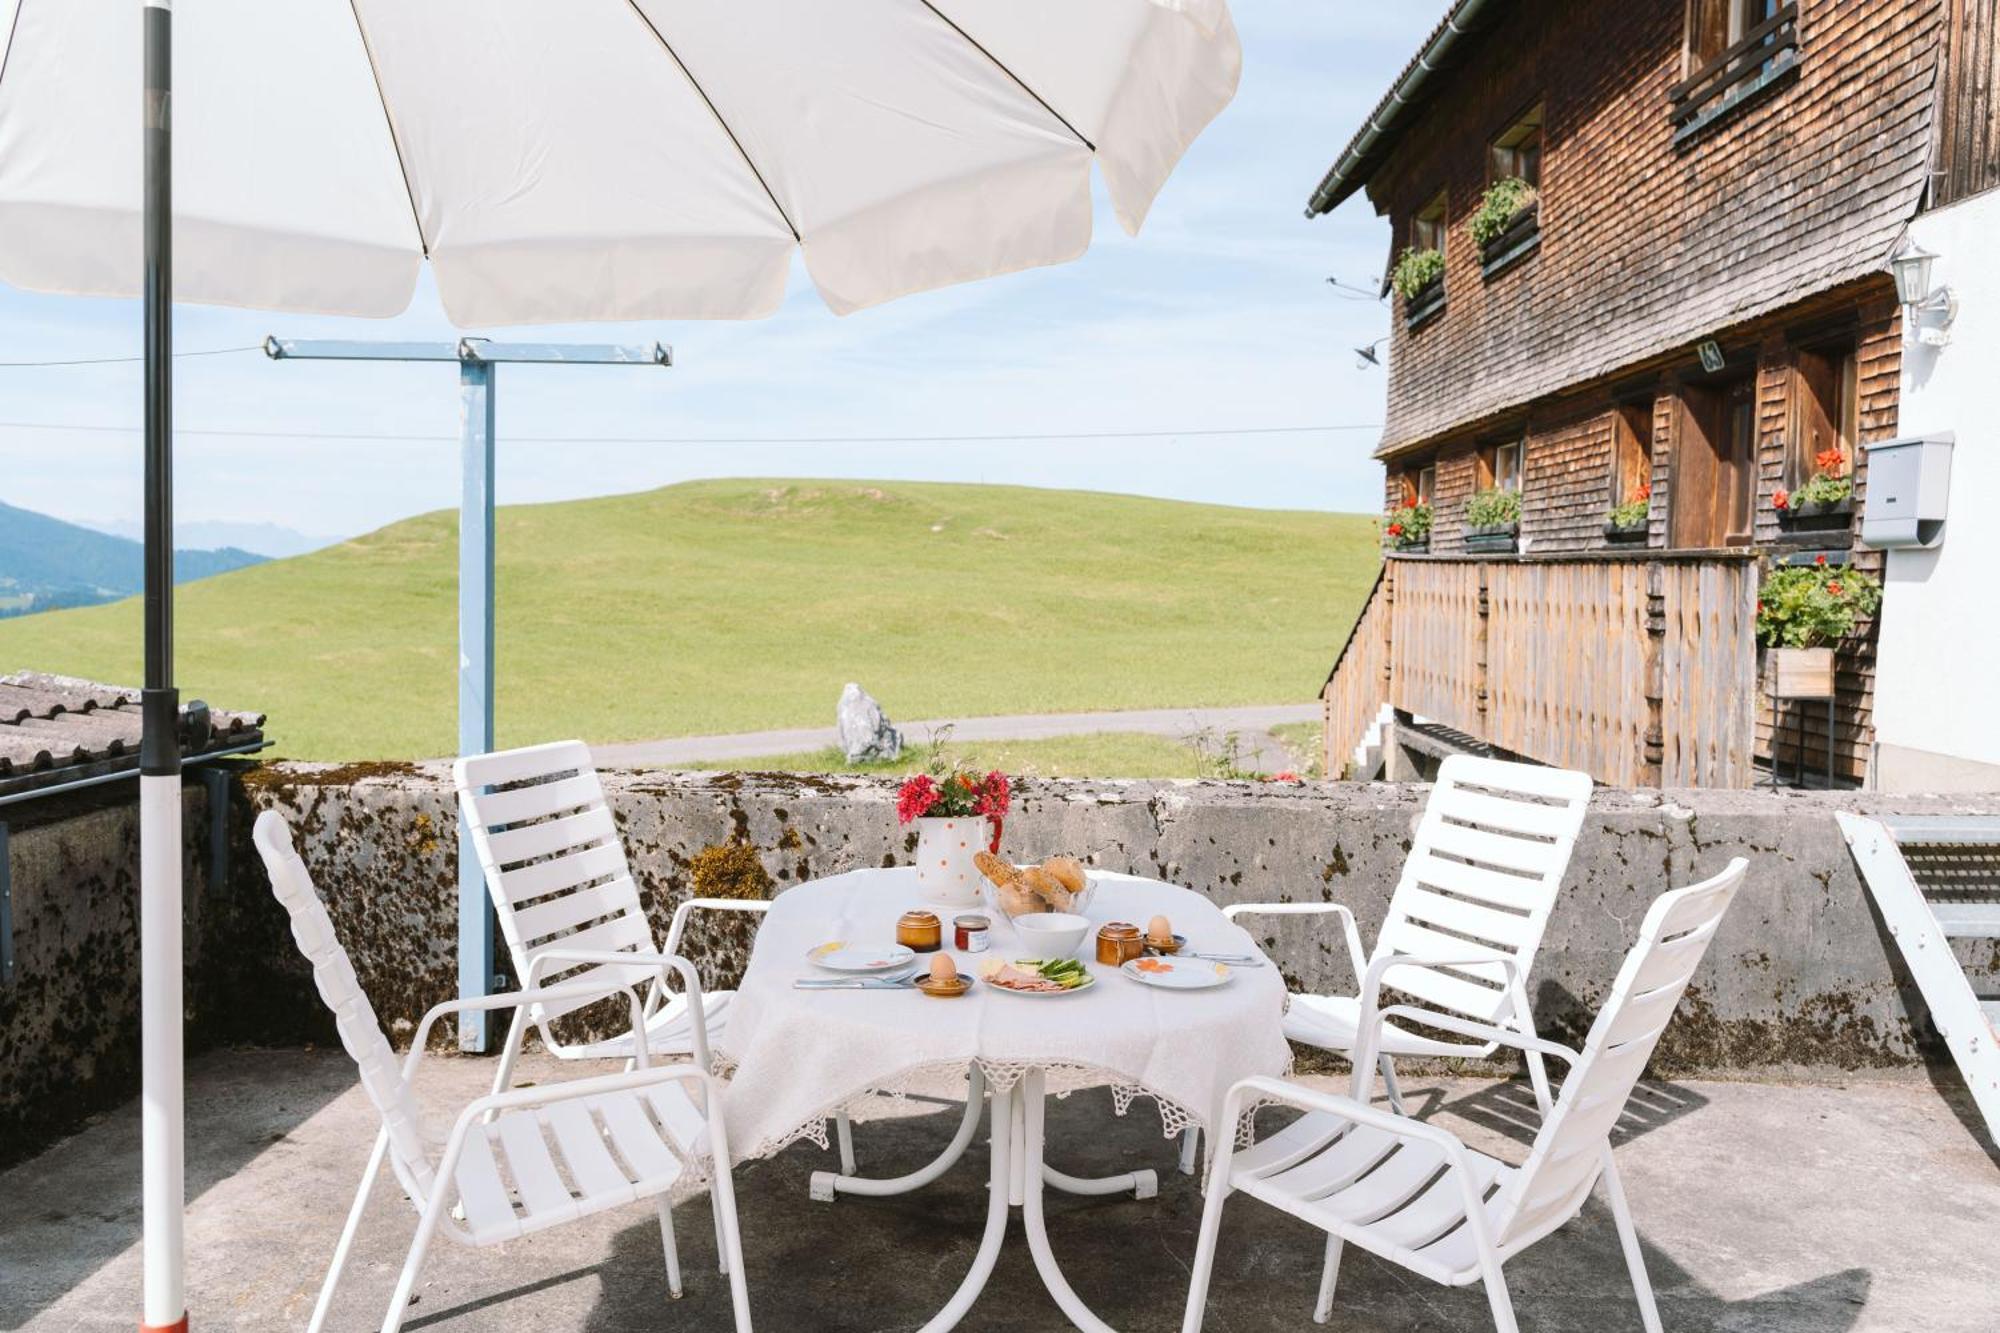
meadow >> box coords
[0,479,1379,762]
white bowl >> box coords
[1011,911,1092,960]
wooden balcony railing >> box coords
[1670,3,1800,144]
[1321,551,1760,787]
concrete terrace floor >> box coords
[3,1050,1996,1332]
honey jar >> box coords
[896,909,943,952]
[1095,921,1144,966]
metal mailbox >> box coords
[1861,434,1954,549]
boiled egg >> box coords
[929,953,960,983]
[1146,914,1174,946]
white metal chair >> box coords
[455,741,868,1169]
[1183,857,1747,1333]
[254,811,754,1333]
[1227,754,1594,1117]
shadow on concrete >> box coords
[1445,1076,1711,1152]
[0,1046,347,1332]
[555,1086,1872,1333]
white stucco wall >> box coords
[1872,193,2000,790]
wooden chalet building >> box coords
[1313,0,2000,790]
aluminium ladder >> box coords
[1837,812,2000,1145]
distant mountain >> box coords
[0,500,268,618]
[78,516,340,559]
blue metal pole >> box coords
[457,356,497,1053]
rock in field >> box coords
[837,683,902,764]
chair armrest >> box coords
[665,897,771,957]
[1219,1075,1472,1158]
[1376,1005,1580,1066]
[1351,948,1528,1100]
[460,1061,713,1122]
[1358,948,1524,1018]
[1223,902,1367,980]
[526,948,712,1072]
[405,980,649,1080]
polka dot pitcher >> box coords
[915,815,989,908]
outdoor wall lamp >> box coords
[1892,240,1957,347]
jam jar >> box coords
[953,913,992,953]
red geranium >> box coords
[1387,521,1404,537]
[1772,488,1790,510]
[896,774,940,822]
[1815,447,1848,478]
[1826,580,1844,596]
[1815,553,1828,566]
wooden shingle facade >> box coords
[1314,0,1980,786]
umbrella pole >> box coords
[140,2,187,1331]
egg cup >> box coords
[1143,933,1188,956]
[914,975,974,998]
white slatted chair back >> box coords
[253,810,436,1201]
[1494,857,1746,1250]
[1374,754,1593,1026]
[455,740,657,1025]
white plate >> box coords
[806,941,918,973]
[979,958,1098,997]
[1121,957,1232,990]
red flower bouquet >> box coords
[897,767,1010,853]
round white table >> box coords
[715,866,1290,1332]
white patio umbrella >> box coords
[0,2,1240,1328]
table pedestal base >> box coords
[811,1065,1156,1332]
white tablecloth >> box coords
[715,867,1291,1163]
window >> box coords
[1686,0,1780,72]
[1675,0,1797,142]
[1613,400,1654,508]
[1791,344,1858,488]
[1489,105,1543,187]
[1480,438,1523,492]
[1411,192,1447,254]
[1397,464,1435,508]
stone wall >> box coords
[0,782,217,1167]
[240,766,2000,1074]
[5,763,1997,1161]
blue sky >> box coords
[0,4,1434,542]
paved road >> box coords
[590,702,1319,770]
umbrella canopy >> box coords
[0,0,1239,323]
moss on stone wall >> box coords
[689,839,775,900]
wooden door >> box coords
[1670,378,1756,548]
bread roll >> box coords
[1041,856,1087,896]
[974,851,1021,888]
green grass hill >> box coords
[0,479,1379,761]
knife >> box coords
[1181,951,1266,966]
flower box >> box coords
[1768,646,1836,700]
[1403,277,1445,329]
[1776,497,1853,535]
[1462,523,1518,555]
[1603,521,1648,545]
[1479,202,1540,277]
[1387,538,1430,554]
